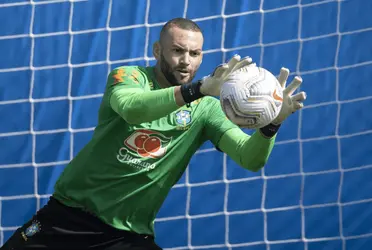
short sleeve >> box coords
[203,97,239,147]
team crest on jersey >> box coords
[175,110,191,126]
[21,220,41,241]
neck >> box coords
[153,64,173,89]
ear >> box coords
[153,41,161,60]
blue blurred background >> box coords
[1,0,372,249]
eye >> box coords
[190,51,201,57]
[173,48,182,53]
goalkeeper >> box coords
[2,18,306,250]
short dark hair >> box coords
[159,17,202,42]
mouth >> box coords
[176,69,190,77]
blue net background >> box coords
[1,0,372,249]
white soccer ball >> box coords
[220,65,283,129]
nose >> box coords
[180,52,190,66]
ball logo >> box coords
[124,129,172,159]
[272,89,283,102]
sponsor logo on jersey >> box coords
[117,129,172,171]
[117,148,157,171]
[175,110,191,126]
[124,129,172,158]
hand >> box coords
[199,55,253,96]
[272,67,307,125]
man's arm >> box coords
[106,66,188,124]
[204,97,276,172]
[217,128,276,172]
[110,87,185,124]
[108,55,252,124]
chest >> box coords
[134,105,203,134]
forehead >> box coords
[162,26,203,49]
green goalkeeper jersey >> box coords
[53,65,276,236]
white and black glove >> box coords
[260,67,307,138]
[180,55,254,104]
[199,55,254,96]
[272,67,307,125]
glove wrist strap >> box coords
[180,81,205,104]
[259,123,281,138]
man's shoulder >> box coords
[111,65,146,72]
[107,65,154,88]
[110,65,150,79]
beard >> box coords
[160,52,197,86]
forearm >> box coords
[218,128,276,172]
[110,87,185,124]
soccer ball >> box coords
[220,65,283,129]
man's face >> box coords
[157,26,203,86]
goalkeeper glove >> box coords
[199,55,254,96]
[272,67,307,125]
[180,55,254,105]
